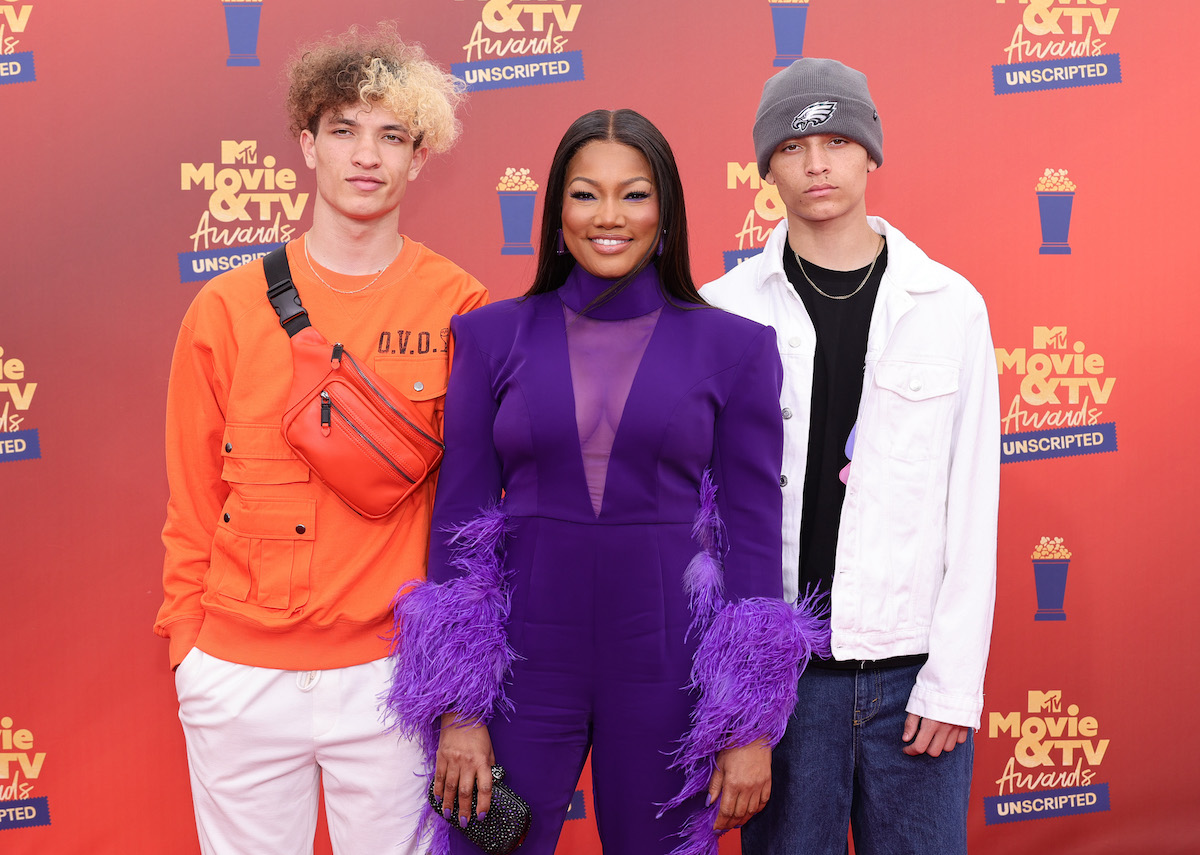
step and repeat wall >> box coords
[3,0,1197,852]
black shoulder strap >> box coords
[264,244,312,338]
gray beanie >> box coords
[753,58,882,178]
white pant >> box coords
[175,649,427,855]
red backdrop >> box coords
[3,1,1198,852]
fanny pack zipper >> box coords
[321,391,417,484]
[340,349,444,449]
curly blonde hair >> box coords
[285,23,463,153]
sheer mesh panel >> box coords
[564,304,662,516]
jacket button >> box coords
[782,407,793,419]
[779,476,788,487]
[295,524,306,534]
[413,381,424,392]
[223,513,230,523]
[909,378,923,392]
[788,336,803,348]
[224,442,232,453]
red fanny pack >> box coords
[264,245,444,519]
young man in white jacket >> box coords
[701,58,1000,854]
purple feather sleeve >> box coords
[385,506,513,855]
[682,471,727,639]
[663,472,831,855]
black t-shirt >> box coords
[784,240,930,671]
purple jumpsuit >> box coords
[391,265,807,854]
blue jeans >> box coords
[741,663,972,855]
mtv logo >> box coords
[221,140,258,165]
[1033,326,1068,350]
[1028,690,1062,714]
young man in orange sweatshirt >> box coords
[155,25,486,854]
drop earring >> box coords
[556,229,566,256]
[656,230,666,257]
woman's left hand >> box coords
[707,739,772,831]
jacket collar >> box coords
[756,216,948,296]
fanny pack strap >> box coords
[260,242,443,518]
[263,244,313,337]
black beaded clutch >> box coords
[428,765,531,854]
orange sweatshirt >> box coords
[155,236,487,670]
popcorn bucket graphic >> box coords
[223,0,263,67]
[497,169,539,255]
[1037,192,1074,255]
[769,0,810,67]
[1032,559,1070,620]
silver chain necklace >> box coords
[793,234,885,301]
[304,239,395,295]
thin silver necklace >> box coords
[793,234,885,300]
[304,239,395,295]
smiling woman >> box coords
[387,109,828,855]
[524,109,701,309]
[560,140,660,281]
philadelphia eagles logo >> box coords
[792,100,838,132]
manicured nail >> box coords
[478,811,488,822]
[705,793,714,807]
[443,808,451,820]
[459,815,469,829]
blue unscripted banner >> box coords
[0,51,35,85]
[453,51,584,92]
[178,243,283,284]
[984,784,1109,825]
[0,428,41,462]
[722,247,764,272]
[0,797,51,830]
[993,54,1121,95]
[1000,422,1117,464]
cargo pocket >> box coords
[871,360,959,462]
[373,354,449,436]
[210,494,315,610]
[220,423,310,485]
[211,424,313,610]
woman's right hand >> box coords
[436,712,496,828]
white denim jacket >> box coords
[701,217,999,729]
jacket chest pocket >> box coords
[869,360,959,462]
[373,354,449,437]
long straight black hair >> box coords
[525,109,705,307]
